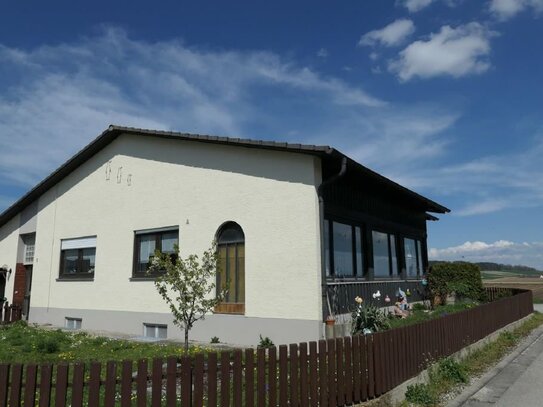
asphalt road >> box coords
[449,305,543,407]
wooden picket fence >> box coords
[0,288,534,406]
[0,303,21,325]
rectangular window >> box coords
[143,323,167,339]
[65,317,82,330]
[372,230,399,278]
[324,219,365,279]
[133,227,179,276]
[333,222,354,277]
[23,234,35,265]
[59,236,96,279]
[404,238,418,278]
[372,231,390,278]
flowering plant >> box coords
[351,297,390,335]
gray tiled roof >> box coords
[0,125,449,228]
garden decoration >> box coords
[421,278,428,286]
[406,288,411,296]
[372,290,381,300]
[384,295,391,303]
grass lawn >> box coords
[0,322,211,364]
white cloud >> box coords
[389,23,496,81]
[489,0,543,20]
[0,27,387,195]
[399,0,461,12]
[429,240,543,269]
[401,0,436,12]
[455,199,509,216]
[359,19,416,47]
[317,48,329,58]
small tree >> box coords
[149,242,224,351]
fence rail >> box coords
[0,288,534,406]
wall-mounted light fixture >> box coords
[0,265,12,279]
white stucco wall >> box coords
[0,215,20,301]
[28,134,323,327]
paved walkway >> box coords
[449,307,543,406]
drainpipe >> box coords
[317,155,347,322]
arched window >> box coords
[216,222,245,314]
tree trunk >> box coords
[184,327,189,352]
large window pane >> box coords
[355,227,363,276]
[139,235,156,271]
[372,231,390,278]
[81,248,96,274]
[404,238,417,278]
[333,222,354,277]
[161,232,177,253]
[417,241,424,275]
[63,249,79,274]
[390,235,398,275]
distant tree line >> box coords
[429,260,541,273]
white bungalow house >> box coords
[0,126,448,346]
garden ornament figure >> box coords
[372,290,381,300]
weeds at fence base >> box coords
[402,312,543,406]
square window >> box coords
[133,228,179,276]
[59,237,96,279]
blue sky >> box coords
[1,0,543,267]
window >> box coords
[143,323,167,339]
[216,222,245,314]
[324,219,364,279]
[65,317,82,330]
[133,227,179,276]
[404,238,425,278]
[372,231,399,278]
[59,236,96,279]
[23,234,35,265]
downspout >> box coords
[317,154,347,321]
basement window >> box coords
[65,317,82,330]
[143,323,167,339]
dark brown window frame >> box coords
[371,228,401,280]
[58,247,96,280]
[215,222,245,315]
[132,228,179,279]
[325,219,365,279]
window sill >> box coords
[56,277,94,282]
[130,276,160,282]
[214,303,245,315]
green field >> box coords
[481,269,542,280]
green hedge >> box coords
[428,262,485,304]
